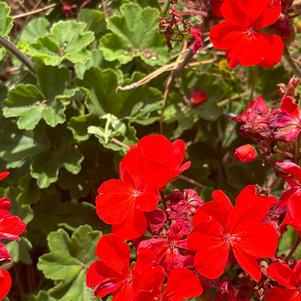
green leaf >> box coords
[0,2,13,61]
[17,175,41,205]
[19,17,50,42]
[0,122,47,168]
[31,198,102,239]
[38,225,101,301]
[30,125,84,189]
[78,9,106,38]
[83,68,162,116]
[6,237,32,265]
[100,3,169,66]
[26,290,57,301]
[3,66,72,130]
[24,21,95,66]
[68,114,98,142]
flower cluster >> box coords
[0,171,26,299]
[87,133,301,300]
[233,77,301,162]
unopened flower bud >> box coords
[234,144,257,163]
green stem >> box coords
[283,46,301,77]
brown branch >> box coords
[285,236,301,261]
[0,36,35,73]
[283,46,301,77]
[12,3,57,19]
[117,58,216,92]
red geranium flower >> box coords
[86,234,164,301]
[210,0,284,68]
[234,96,272,141]
[266,261,301,301]
[138,219,193,273]
[188,185,278,281]
[270,95,301,142]
[96,135,190,240]
[0,198,26,241]
[121,135,191,190]
[0,269,11,300]
[234,144,257,163]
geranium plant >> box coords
[0,0,301,300]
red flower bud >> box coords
[234,144,257,163]
[189,88,208,105]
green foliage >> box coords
[100,3,169,66]
[0,2,13,60]
[24,21,95,66]
[3,66,72,130]
[38,225,101,301]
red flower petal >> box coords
[259,34,284,67]
[229,185,274,231]
[135,190,159,212]
[0,270,11,300]
[255,0,282,29]
[113,283,133,301]
[227,32,270,67]
[210,21,244,50]
[0,215,26,240]
[0,243,11,262]
[96,235,130,275]
[191,233,230,279]
[277,162,301,183]
[96,179,135,225]
[286,194,301,232]
[232,247,261,282]
[266,287,300,301]
[280,96,300,118]
[163,268,203,301]
[0,172,9,181]
[234,223,278,258]
[222,0,278,26]
[267,262,296,288]
[86,261,124,298]
[112,206,147,240]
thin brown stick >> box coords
[111,138,130,150]
[12,3,57,19]
[283,46,301,77]
[285,236,301,261]
[0,36,35,73]
[117,58,216,92]
[178,175,204,189]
